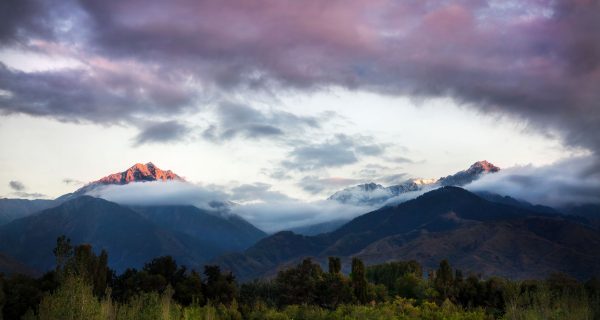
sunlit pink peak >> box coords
[468,160,500,174]
[95,162,184,185]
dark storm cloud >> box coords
[202,102,319,142]
[0,0,52,43]
[0,63,193,124]
[8,180,25,191]
[134,120,191,145]
[1,0,600,162]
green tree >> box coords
[2,274,42,320]
[37,276,103,320]
[174,270,204,306]
[52,235,73,276]
[63,244,110,296]
[434,259,454,300]
[204,265,237,306]
[351,258,368,304]
[275,258,324,306]
[318,272,354,309]
[143,256,184,285]
[328,257,341,274]
[396,272,426,300]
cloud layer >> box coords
[88,180,373,233]
[466,156,600,207]
[0,0,599,159]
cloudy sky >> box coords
[0,0,598,203]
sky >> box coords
[0,0,599,206]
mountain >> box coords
[475,191,559,215]
[129,205,266,253]
[0,252,37,276]
[0,198,57,225]
[0,196,216,273]
[563,203,600,229]
[328,161,499,207]
[288,219,349,236]
[215,187,600,281]
[328,180,430,207]
[438,160,500,186]
[57,162,183,201]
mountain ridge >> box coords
[0,196,264,273]
[214,186,600,281]
[328,160,500,207]
[57,162,184,201]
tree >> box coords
[328,257,341,274]
[143,256,184,285]
[37,276,103,320]
[434,259,454,300]
[351,258,368,304]
[396,272,426,300]
[204,265,237,306]
[275,258,323,306]
[174,270,204,306]
[52,235,73,276]
[366,260,423,297]
[318,272,354,309]
[63,244,111,296]
[2,274,43,320]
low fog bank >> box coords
[231,200,373,233]
[87,181,229,210]
[87,181,374,233]
[466,156,600,208]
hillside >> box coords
[0,196,212,272]
[215,187,600,281]
[0,198,57,225]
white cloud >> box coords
[465,156,600,207]
[86,180,375,233]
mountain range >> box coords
[0,161,598,283]
[0,198,57,226]
[0,163,265,273]
[215,186,600,281]
[328,160,500,207]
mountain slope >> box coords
[0,252,37,275]
[57,162,183,201]
[0,198,57,225]
[328,160,499,206]
[0,196,211,272]
[355,216,600,279]
[215,187,600,281]
[129,205,266,253]
[438,160,500,186]
[288,219,349,236]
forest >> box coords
[1,236,598,320]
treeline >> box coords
[1,237,599,319]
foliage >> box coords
[1,235,598,319]
[351,258,368,304]
[37,276,104,320]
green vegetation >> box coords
[1,236,598,319]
